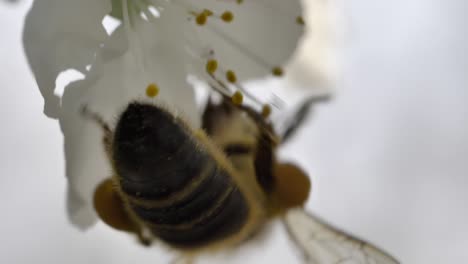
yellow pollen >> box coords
[202,9,213,16]
[296,16,305,25]
[273,163,311,209]
[221,11,234,22]
[262,104,271,118]
[226,70,237,83]
[272,67,284,76]
[237,0,243,4]
[206,59,218,74]
[231,91,243,105]
[196,13,207,25]
[146,83,159,98]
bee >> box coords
[83,87,399,264]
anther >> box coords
[226,70,237,83]
[296,16,305,25]
[202,9,213,16]
[196,13,207,25]
[262,105,272,118]
[272,67,284,77]
[231,91,243,105]
[206,59,218,74]
[221,11,234,23]
[146,83,159,98]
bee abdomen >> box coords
[150,185,249,248]
[133,165,249,248]
[113,103,250,248]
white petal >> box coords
[184,0,304,82]
[287,0,340,86]
[62,13,199,228]
[23,0,111,118]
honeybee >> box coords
[83,88,399,264]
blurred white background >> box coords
[1,0,467,263]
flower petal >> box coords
[23,0,111,118]
[184,0,304,82]
[61,12,199,228]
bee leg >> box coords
[135,226,153,247]
[80,105,113,159]
[280,95,330,144]
[94,178,155,247]
[137,234,152,246]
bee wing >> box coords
[283,208,399,264]
[277,95,330,144]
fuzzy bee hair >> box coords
[85,95,400,264]
[86,93,314,264]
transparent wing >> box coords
[277,95,330,144]
[283,208,399,264]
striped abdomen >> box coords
[112,102,250,249]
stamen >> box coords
[208,72,231,95]
[208,83,231,98]
[202,9,214,16]
[262,105,272,118]
[190,9,213,26]
[226,70,237,83]
[216,63,265,108]
[272,67,284,76]
[206,59,218,74]
[146,83,159,98]
[176,0,297,83]
[296,16,305,25]
[204,60,232,96]
[231,91,243,105]
[220,11,234,23]
[196,13,208,25]
[233,83,264,106]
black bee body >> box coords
[88,97,399,264]
[111,102,264,249]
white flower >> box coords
[23,0,308,229]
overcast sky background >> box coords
[1,0,467,263]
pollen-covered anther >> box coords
[272,67,284,77]
[262,104,272,118]
[206,59,218,74]
[296,16,305,25]
[231,91,243,105]
[146,83,159,98]
[236,0,243,4]
[221,11,234,23]
[202,9,214,16]
[196,13,208,25]
[226,70,237,83]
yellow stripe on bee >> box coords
[143,186,235,230]
[125,162,216,209]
